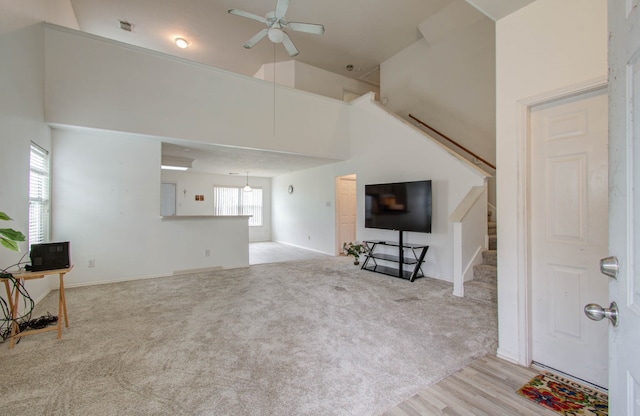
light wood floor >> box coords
[382,355,558,416]
[249,241,329,265]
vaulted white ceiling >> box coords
[66,0,533,176]
[69,0,457,87]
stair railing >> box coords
[408,114,496,170]
[449,185,488,297]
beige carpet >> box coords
[0,256,497,415]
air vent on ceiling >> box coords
[119,20,133,32]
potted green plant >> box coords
[343,241,368,265]
[0,212,26,252]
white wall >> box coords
[380,1,496,173]
[0,0,78,302]
[44,25,350,161]
[495,0,607,364]
[161,170,272,242]
[51,128,250,285]
[256,60,380,101]
[272,96,488,281]
[255,60,296,88]
[272,164,341,255]
[293,61,379,101]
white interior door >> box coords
[530,89,609,388]
[607,1,640,414]
[336,175,356,253]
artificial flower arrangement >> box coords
[342,241,368,265]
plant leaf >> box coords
[0,228,26,242]
[0,237,19,252]
[0,212,12,221]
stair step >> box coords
[465,219,498,304]
[464,280,497,304]
[488,235,497,250]
[482,249,497,266]
[473,264,497,283]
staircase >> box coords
[464,220,497,304]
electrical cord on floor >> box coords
[18,312,58,331]
[0,296,11,340]
[1,311,58,344]
[0,273,37,342]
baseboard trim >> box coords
[270,240,334,256]
[64,272,174,289]
[496,348,520,365]
[173,266,224,275]
[34,288,52,304]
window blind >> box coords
[29,143,50,245]
[213,186,263,226]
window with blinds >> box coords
[213,186,263,227]
[29,143,50,245]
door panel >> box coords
[550,265,585,339]
[632,54,640,314]
[530,90,609,387]
[608,1,640,414]
[336,176,356,253]
[548,155,586,240]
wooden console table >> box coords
[1,266,73,349]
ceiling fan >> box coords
[228,0,325,57]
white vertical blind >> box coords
[29,143,50,245]
[213,186,263,226]
[242,188,263,226]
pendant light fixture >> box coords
[243,171,253,192]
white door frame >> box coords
[512,76,608,367]
[335,174,357,255]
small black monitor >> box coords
[29,242,70,271]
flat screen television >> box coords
[365,180,432,233]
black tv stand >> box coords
[361,233,428,282]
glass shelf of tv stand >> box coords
[361,241,429,282]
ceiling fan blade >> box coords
[243,29,269,49]
[281,32,299,57]
[286,22,325,35]
[275,0,290,19]
[228,9,267,24]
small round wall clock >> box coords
[288,185,294,194]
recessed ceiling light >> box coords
[175,38,189,49]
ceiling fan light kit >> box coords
[228,0,325,57]
[268,28,285,44]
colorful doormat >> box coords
[516,372,608,415]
